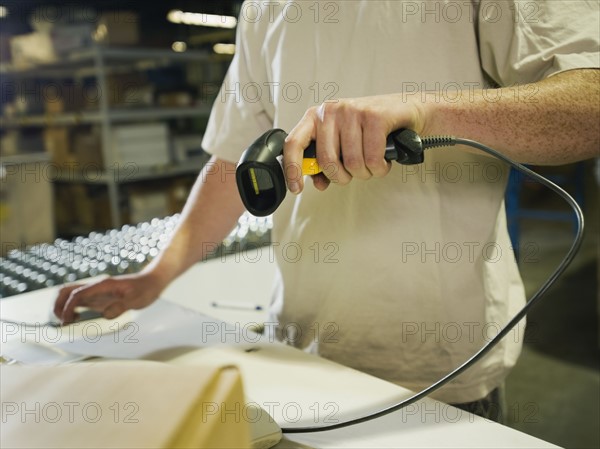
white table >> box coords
[0,256,557,448]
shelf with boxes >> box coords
[1,45,230,235]
[0,105,212,128]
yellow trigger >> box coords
[302,158,322,176]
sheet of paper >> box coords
[1,300,266,363]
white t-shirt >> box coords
[202,1,599,403]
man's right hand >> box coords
[52,156,246,325]
[53,271,166,324]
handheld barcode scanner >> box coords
[233,127,585,434]
[236,128,425,216]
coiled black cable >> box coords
[282,136,584,433]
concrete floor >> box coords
[504,164,599,448]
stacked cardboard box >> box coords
[0,160,55,253]
[111,123,170,168]
[9,11,139,69]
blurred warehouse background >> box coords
[0,0,240,242]
[0,1,598,448]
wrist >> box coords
[390,93,430,137]
[139,261,175,295]
[414,91,452,138]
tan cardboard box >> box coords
[0,160,55,255]
[94,11,140,46]
[10,32,57,69]
[44,127,75,165]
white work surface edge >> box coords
[0,254,557,449]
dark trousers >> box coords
[450,386,506,424]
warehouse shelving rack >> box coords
[0,46,226,229]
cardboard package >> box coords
[0,362,251,448]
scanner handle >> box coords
[300,129,424,175]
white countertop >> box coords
[0,255,557,448]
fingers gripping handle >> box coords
[301,129,424,175]
[235,128,425,216]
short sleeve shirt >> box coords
[202,0,599,402]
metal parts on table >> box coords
[0,213,273,299]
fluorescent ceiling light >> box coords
[0,6,8,18]
[167,10,237,29]
[213,43,236,55]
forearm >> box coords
[141,156,245,289]
[421,69,600,164]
